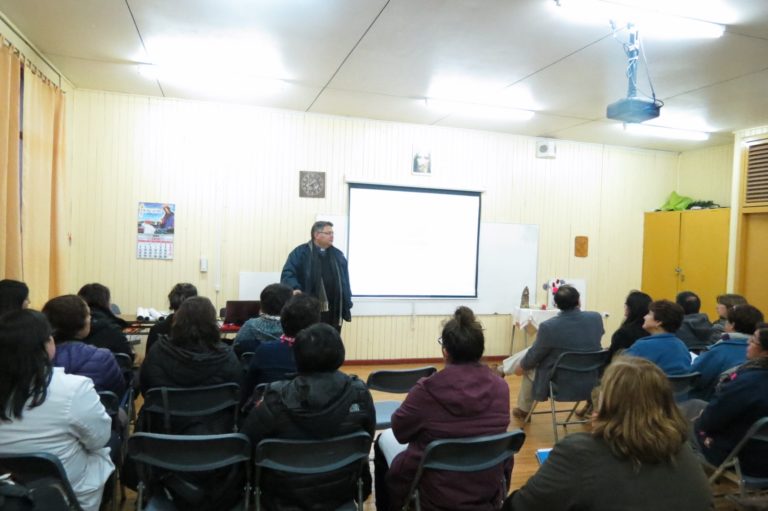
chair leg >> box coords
[550,396,559,443]
[357,477,363,511]
[524,401,537,424]
[136,482,145,511]
[564,401,580,423]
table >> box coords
[510,307,560,352]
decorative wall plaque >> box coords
[299,171,325,198]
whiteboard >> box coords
[239,272,281,300]
[351,222,538,316]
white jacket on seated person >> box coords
[0,367,114,511]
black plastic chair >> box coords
[706,416,768,498]
[253,431,372,511]
[98,391,127,509]
[0,452,84,510]
[240,351,256,373]
[98,390,120,417]
[128,432,252,511]
[667,372,701,401]
[140,383,241,434]
[525,350,611,442]
[402,430,526,511]
[113,352,136,422]
[366,366,437,429]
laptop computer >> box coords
[223,300,261,326]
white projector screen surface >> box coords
[348,184,481,297]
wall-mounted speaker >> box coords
[535,139,556,159]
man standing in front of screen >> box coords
[281,221,352,331]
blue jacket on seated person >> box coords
[53,340,126,396]
[695,358,768,477]
[625,333,691,375]
[689,333,749,401]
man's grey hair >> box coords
[311,220,333,238]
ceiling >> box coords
[1,0,767,152]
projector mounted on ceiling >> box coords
[606,23,663,124]
[606,97,660,123]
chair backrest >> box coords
[404,430,526,509]
[667,372,701,398]
[98,390,120,417]
[113,352,133,371]
[240,351,255,372]
[128,433,252,510]
[113,352,134,389]
[366,366,437,393]
[549,350,611,402]
[141,383,240,433]
[0,452,83,510]
[708,416,768,493]
[254,431,372,474]
[253,432,372,511]
[128,432,251,473]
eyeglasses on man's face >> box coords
[318,231,334,236]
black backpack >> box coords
[0,475,77,511]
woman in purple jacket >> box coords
[43,295,125,397]
[375,306,510,511]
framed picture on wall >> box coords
[299,171,326,198]
[412,152,432,175]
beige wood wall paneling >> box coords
[66,90,730,360]
[677,144,734,207]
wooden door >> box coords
[737,212,768,315]
[678,209,730,321]
[642,212,681,301]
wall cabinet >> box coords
[642,208,730,321]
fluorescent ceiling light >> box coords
[552,0,725,39]
[136,64,287,97]
[622,123,710,141]
[137,64,158,79]
[602,0,738,24]
[426,98,534,121]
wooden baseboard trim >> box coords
[345,355,506,365]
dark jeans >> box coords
[373,435,392,511]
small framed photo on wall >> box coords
[299,171,326,198]
[412,151,432,175]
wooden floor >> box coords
[119,361,744,510]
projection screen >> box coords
[347,183,481,298]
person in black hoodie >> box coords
[139,296,243,428]
[240,323,375,511]
[136,296,243,511]
[608,290,652,359]
[0,279,30,314]
[675,290,715,348]
[78,283,134,360]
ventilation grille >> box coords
[745,141,768,205]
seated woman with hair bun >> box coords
[375,306,510,511]
[503,356,711,510]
